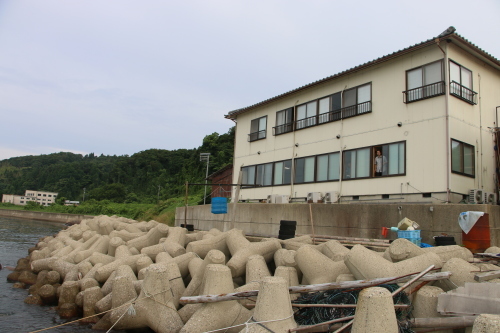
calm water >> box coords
[0,216,123,333]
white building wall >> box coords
[231,40,499,204]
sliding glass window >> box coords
[295,157,315,183]
[274,160,292,185]
[317,153,340,181]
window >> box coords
[316,152,340,181]
[449,61,476,104]
[248,116,267,142]
[242,166,256,186]
[404,61,444,103]
[343,141,405,179]
[343,148,370,179]
[296,101,317,129]
[373,142,406,177]
[274,108,293,135]
[451,139,474,177]
[38,194,41,196]
[20,201,24,204]
[256,163,273,186]
[341,84,372,118]
[274,160,292,185]
[48,195,52,197]
[294,157,315,183]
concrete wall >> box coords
[0,209,93,224]
[176,203,500,247]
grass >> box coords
[0,194,203,226]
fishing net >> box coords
[293,284,414,332]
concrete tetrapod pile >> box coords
[6,215,500,333]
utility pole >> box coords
[200,153,210,205]
[83,188,86,202]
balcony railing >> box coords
[403,81,445,103]
[450,81,477,105]
[294,101,372,130]
[272,123,293,136]
[248,130,266,142]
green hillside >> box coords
[0,127,234,204]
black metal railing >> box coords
[450,81,477,105]
[403,81,445,103]
[248,130,266,142]
[272,123,293,136]
[294,101,372,130]
[295,115,317,130]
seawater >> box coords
[0,216,125,333]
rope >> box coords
[28,282,175,333]
[201,313,294,333]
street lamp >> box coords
[200,153,210,205]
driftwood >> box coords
[179,271,451,304]
[291,303,409,308]
[296,234,390,244]
[291,316,477,333]
[474,270,500,282]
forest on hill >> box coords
[0,127,234,204]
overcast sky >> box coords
[1,0,499,161]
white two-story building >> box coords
[225,27,500,205]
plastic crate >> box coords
[405,238,422,246]
[397,230,420,238]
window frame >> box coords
[292,83,372,131]
[342,141,406,180]
[316,152,341,182]
[294,156,316,184]
[248,116,267,142]
[451,139,475,177]
[404,60,445,103]
[273,108,294,135]
[449,60,477,105]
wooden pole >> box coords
[292,316,477,333]
[391,265,434,296]
[184,181,188,227]
[309,204,316,243]
[289,316,355,332]
[179,271,451,304]
[291,304,409,309]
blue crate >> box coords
[211,197,228,214]
[397,230,421,238]
[405,238,422,246]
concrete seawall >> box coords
[176,203,500,246]
[0,209,93,224]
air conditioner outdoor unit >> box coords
[267,194,277,204]
[468,189,484,204]
[484,192,497,205]
[324,191,339,204]
[275,195,290,204]
[307,192,322,203]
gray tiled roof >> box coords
[225,27,499,119]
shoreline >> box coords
[0,209,93,224]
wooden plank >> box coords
[474,270,500,282]
[179,271,451,304]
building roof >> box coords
[225,27,500,120]
[207,164,233,180]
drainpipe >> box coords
[478,74,483,189]
[290,100,300,199]
[337,86,348,203]
[435,39,451,203]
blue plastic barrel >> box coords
[211,197,228,214]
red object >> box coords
[381,227,388,238]
[462,213,491,253]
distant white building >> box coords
[2,190,58,206]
